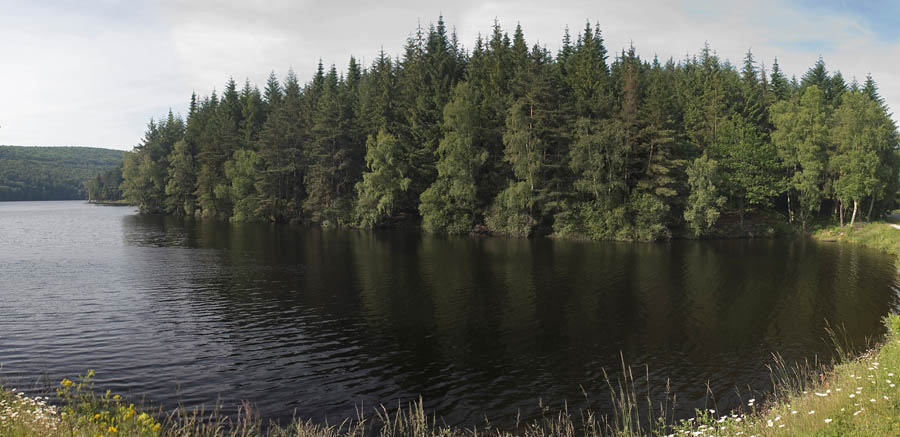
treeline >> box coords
[84,163,124,202]
[0,146,124,201]
[121,18,899,240]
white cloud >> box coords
[1,0,898,150]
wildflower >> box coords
[884,396,890,400]
[113,394,120,400]
[60,379,73,388]
[854,409,864,416]
[870,398,877,403]
[108,425,117,433]
[825,418,832,423]
[791,410,798,415]
[808,410,815,415]
[850,394,856,398]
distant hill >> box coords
[0,146,124,201]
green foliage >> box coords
[771,85,830,226]
[55,370,162,436]
[164,140,196,215]
[84,162,124,202]
[225,149,266,222]
[356,130,411,228]
[683,154,727,236]
[419,83,488,234]
[485,181,536,237]
[0,146,123,201]
[114,17,898,241]
[830,91,897,224]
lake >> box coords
[2,200,899,428]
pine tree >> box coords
[257,70,305,221]
[769,57,791,101]
[419,82,488,233]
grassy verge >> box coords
[812,221,900,256]
[671,315,900,436]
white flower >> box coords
[808,410,815,415]
[825,418,832,423]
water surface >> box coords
[2,201,898,427]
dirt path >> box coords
[889,213,900,230]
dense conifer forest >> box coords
[120,18,900,240]
[0,146,123,201]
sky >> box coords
[1,0,899,150]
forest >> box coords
[0,146,123,201]
[120,18,900,240]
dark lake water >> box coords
[2,201,900,428]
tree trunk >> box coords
[867,197,875,222]
[840,200,844,227]
[850,200,858,227]
[787,193,794,224]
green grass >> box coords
[671,315,900,436]
[812,221,900,256]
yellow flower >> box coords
[152,423,161,432]
[113,394,121,400]
[108,425,118,433]
[94,413,101,419]
[61,379,74,387]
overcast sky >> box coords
[1,0,899,150]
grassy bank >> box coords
[812,221,900,256]
[669,315,900,436]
